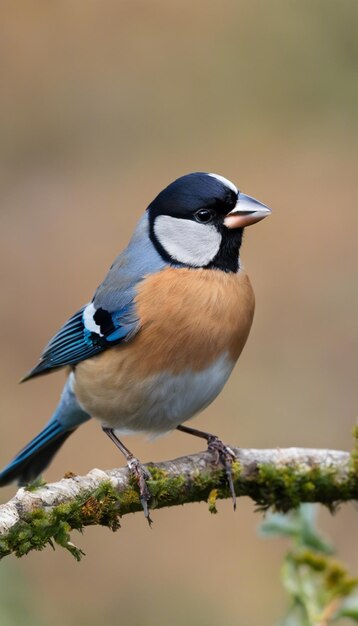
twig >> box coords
[0,446,356,560]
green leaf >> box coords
[333,595,358,621]
[299,505,333,555]
[260,512,299,539]
[259,505,333,555]
[278,603,311,626]
[281,559,301,597]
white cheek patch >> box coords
[83,302,103,336]
[154,215,222,267]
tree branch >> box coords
[0,446,356,560]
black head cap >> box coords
[148,172,238,219]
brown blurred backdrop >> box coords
[0,2,357,625]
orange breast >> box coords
[74,267,255,415]
[133,267,255,372]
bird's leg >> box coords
[102,427,153,526]
[176,424,237,510]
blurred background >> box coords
[0,1,357,624]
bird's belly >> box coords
[74,353,235,433]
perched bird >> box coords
[0,172,271,521]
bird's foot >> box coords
[127,456,153,527]
[102,427,153,526]
[207,436,237,510]
[176,424,238,511]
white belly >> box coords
[79,353,235,434]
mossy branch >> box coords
[0,446,357,561]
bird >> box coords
[0,172,271,522]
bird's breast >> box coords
[74,267,255,429]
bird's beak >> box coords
[224,193,272,229]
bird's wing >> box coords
[22,297,140,381]
[22,213,168,382]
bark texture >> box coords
[0,446,356,560]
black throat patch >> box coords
[206,227,243,273]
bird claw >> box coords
[207,437,237,510]
[127,457,153,526]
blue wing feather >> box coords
[22,301,139,381]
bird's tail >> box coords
[0,373,90,487]
[0,420,75,486]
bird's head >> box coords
[147,172,271,272]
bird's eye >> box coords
[194,209,214,224]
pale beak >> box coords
[224,193,272,229]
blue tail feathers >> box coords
[0,420,74,486]
[0,374,91,487]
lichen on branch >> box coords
[0,445,356,561]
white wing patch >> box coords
[83,302,103,336]
[154,215,221,267]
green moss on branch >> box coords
[0,444,356,561]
